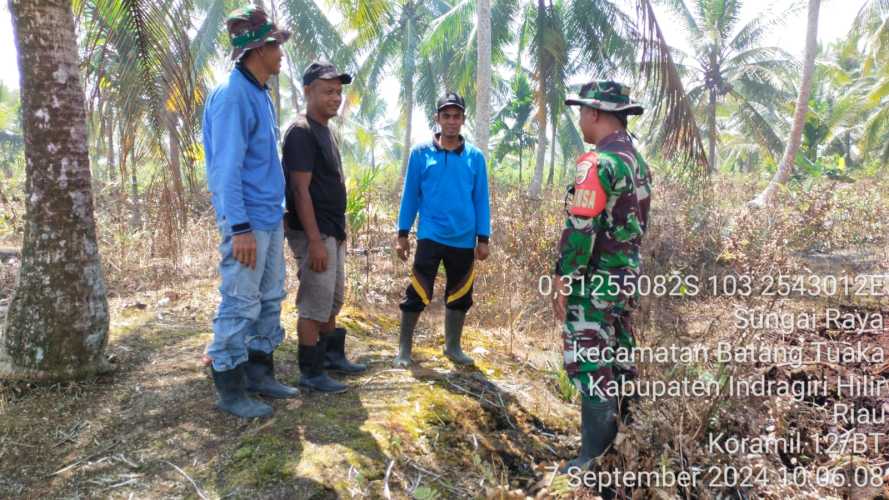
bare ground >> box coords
[1,249,888,499]
[0,279,580,499]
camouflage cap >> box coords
[565,80,644,115]
[226,6,291,61]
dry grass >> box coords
[2,171,889,498]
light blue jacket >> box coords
[202,66,284,234]
[397,137,491,249]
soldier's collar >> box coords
[596,129,632,150]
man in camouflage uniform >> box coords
[553,81,652,471]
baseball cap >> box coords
[302,60,353,86]
[437,92,466,112]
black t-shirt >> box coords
[282,115,347,241]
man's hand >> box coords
[233,232,257,269]
[552,275,567,323]
[396,236,410,262]
[475,242,490,261]
[308,239,328,272]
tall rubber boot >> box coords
[323,327,367,374]
[298,341,347,393]
[244,350,299,398]
[211,363,273,418]
[560,395,618,473]
[393,310,421,368]
[443,308,473,365]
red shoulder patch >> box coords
[570,151,606,217]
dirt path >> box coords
[0,280,577,499]
[2,246,888,499]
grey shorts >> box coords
[285,229,346,322]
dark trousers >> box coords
[400,239,476,313]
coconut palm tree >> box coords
[1,0,110,381]
[477,0,493,157]
[416,0,519,130]
[749,0,821,208]
[334,1,452,177]
[852,0,889,163]
[662,0,798,171]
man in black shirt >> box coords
[282,61,367,393]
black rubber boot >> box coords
[443,308,473,365]
[560,395,618,473]
[298,341,347,393]
[244,350,299,399]
[394,310,421,368]
[323,327,367,374]
[211,363,273,418]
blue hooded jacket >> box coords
[202,66,285,234]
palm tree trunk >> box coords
[400,5,417,179]
[707,88,717,173]
[546,112,558,186]
[105,114,115,184]
[130,146,142,230]
[527,0,547,199]
[518,144,523,183]
[528,105,547,198]
[1,0,110,381]
[167,112,185,222]
[476,0,492,158]
[560,155,568,185]
[400,74,414,180]
[749,0,821,209]
[269,0,282,125]
[285,52,301,113]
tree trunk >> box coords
[527,0,547,199]
[269,0,282,125]
[518,145,523,183]
[476,0,492,158]
[707,87,717,173]
[118,121,128,202]
[528,107,547,198]
[560,156,568,185]
[130,146,142,230]
[105,114,115,184]
[166,112,184,218]
[1,0,110,381]
[476,0,494,204]
[399,4,417,179]
[749,0,820,209]
[546,112,558,186]
[285,52,301,113]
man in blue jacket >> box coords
[202,6,298,418]
[394,92,491,367]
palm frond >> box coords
[282,0,352,68]
[729,93,784,157]
[635,0,710,173]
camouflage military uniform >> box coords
[557,83,652,403]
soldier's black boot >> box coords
[560,395,618,473]
[394,310,421,368]
[323,327,367,374]
[443,308,474,365]
[244,350,299,398]
[298,340,347,393]
[211,363,273,418]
